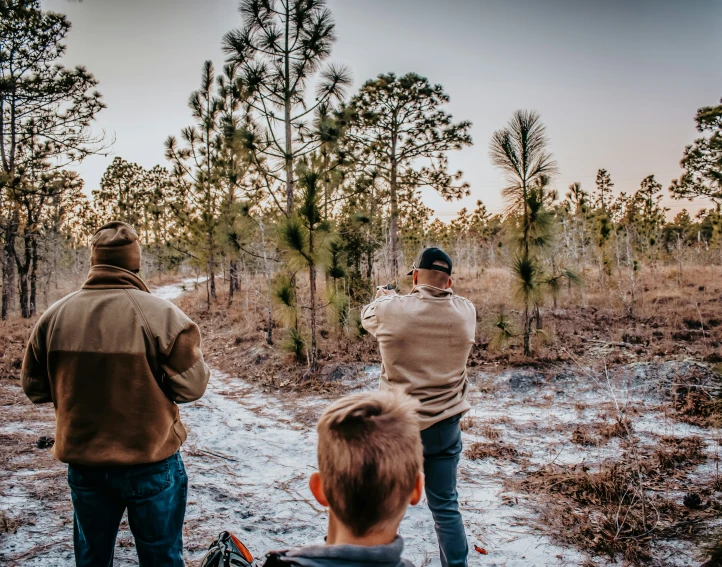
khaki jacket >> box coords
[21,265,210,466]
[361,285,476,430]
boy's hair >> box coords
[316,390,423,537]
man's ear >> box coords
[309,472,330,507]
[446,276,453,289]
[412,270,418,286]
[409,472,424,506]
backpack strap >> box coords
[262,553,298,567]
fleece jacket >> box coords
[21,265,210,465]
[361,285,477,430]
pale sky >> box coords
[44,0,722,220]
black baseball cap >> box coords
[407,247,453,276]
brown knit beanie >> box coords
[90,221,141,272]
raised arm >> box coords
[361,289,397,337]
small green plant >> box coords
[284,326,307,362]
[327,290,350,333]
[272,274,297,325]
[491,310,515,350]
[351,311,368,338]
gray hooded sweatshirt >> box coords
[262,537,415,567]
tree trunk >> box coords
[323,152,330,220]
[284,120,293,213]
[18,270,29,318]
[17,225,32,319]
[228,259,235,305]
[523,303,531,356]
[143,207,149,245]
[18,243,29,319]
[30,234,38,316]
[1,247,14,320]
[309,260,317,373]
[284,4,293,214]
[308,222,318,372]
[228,259,240,305]
[366,180,376,281]
[389,155,399,279]
[259,221,273,345]
[207,229,216,303]
[1,210,18,320]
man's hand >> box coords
[376,287,398,299]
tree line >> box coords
[1,0,721,365]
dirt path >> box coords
[180,367,590,567]
[1,280,716,566]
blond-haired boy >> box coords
[262,390,424,566]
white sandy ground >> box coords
[0,280,719,566]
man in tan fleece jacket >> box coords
[21,221,210,567]
[361,247,476,567]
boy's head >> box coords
[310,390,424,542]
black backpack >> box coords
[200,531,255,567]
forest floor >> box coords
[0,270,721,566]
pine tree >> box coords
[95,157,150,233]
[346,73,472,277]
[0,0,106,319]
[215,63,257,303]
[277,162,333,372]
[222,0,350,214]
[165,61,224,307]
[670,98,722,210]
[634,174,666,257]
[490,110,557,355]
[595,168,614,211]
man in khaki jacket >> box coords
[21,221,210,567]
[361,247,476,567]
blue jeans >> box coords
[421,414,468,567]
[68,451,187,567]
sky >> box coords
[43,0,722,220]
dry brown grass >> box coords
[647,435,707,473]
[570,426,597,446]
[453,264,722,365]
[0,511,26,534]
[597,415,633,441]
[465,440,521,461]
[459,415,475,431]
[511,432,713,566]
[176,277,381,390]
[569,416,633,447]
[0,316,35,382]
[672,368,722,428]
[4,263,722,389]
[480,423,502,440]
[160,264,722,395]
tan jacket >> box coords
[361,285,476,430]
[21,265,210,466]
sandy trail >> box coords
[177,368,584,567]
[2,279,715,566]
